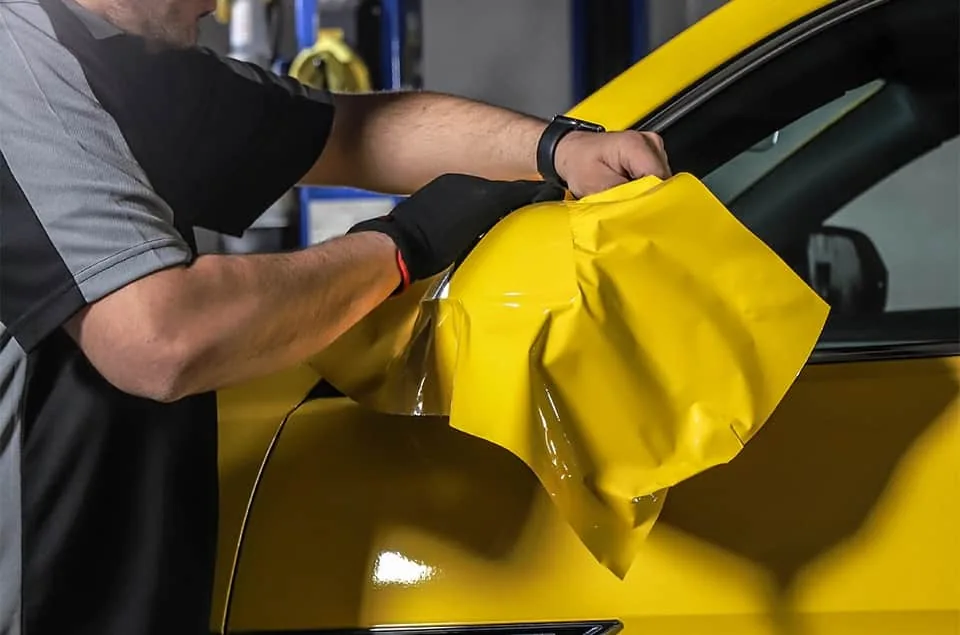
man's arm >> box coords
[62,175,557,403]
[303,92,544,194]
[302,91,671,198]
[65,232,399,402]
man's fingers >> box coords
[639,130,664,152]
[619,131,671,180]
[641,133,672,179]
[570,171,631,199]
[557,128,674,197]
[644,132,673,177]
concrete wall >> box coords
[420,0,573,118]
[200,0,725,122]
[648,0,728,49]
[419,0,728,118]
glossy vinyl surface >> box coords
[213,0,960,632]
[307,174,827,576]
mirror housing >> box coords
[805,226,888,315]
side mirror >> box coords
[805,226,888,315]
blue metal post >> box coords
[628,0,649,62]
[379,0,404,88]
[295,0,408,247]
[295,0,318,51]
[571,0,588,105]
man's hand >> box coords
[554,130,672,199]
[349,174,564,285]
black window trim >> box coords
[633,0,959,365]
[232,621,624,635]
[634,0,891,134]
[811,341,960,364]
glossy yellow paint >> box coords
[225,357,959,634]
[213,363,321,630]
[567,0,838,129]
[309,174,827,576]
[214,0,960,631]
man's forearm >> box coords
[67,232,400,401]
[304,91,547,193]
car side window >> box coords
[824,137,959,314]
[654,0,959,358]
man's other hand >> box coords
[349,174,565,285]
[555,130,672,198]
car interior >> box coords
[646,0,959,355]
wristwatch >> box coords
[537,114,606,188]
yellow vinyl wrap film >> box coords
[309,173,829,577]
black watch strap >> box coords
[536,115,606,188]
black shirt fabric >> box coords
[0,1,334,633]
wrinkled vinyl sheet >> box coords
[311,174,829,576]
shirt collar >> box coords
[62,0,124,39]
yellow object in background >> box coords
[309,173,830,576]
[214,0,231,24]
[288,28,372,92]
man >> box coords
[0,0,670,633]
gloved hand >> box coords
[348,174,564,290]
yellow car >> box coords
[213,0,959,633]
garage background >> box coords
[194,0,957,311]
[198,0,729,117]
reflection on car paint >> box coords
[372,551,437,587]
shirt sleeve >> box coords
[186,52,336,237]
[0,10,192,353]
[87,44,337,237]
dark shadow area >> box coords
[657,356,958,605]
[224,399,540,631]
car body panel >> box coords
[212,0,960,632]
[219,357,958,634]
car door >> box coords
[216,0,959,633]
[631,0,960,628]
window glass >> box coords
[826,137,959,313]
[702,94,960,316]
[703,81,886,203]
[656,0,959,353]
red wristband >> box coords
[395,247,411,293]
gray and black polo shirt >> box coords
[0,1,334,633]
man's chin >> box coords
[172,21,201,48]
[144,27,199,51]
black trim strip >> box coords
[810,341,960,364]
[634,0,891,133]
[231,620,623,635]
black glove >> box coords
[348,174,564,290]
